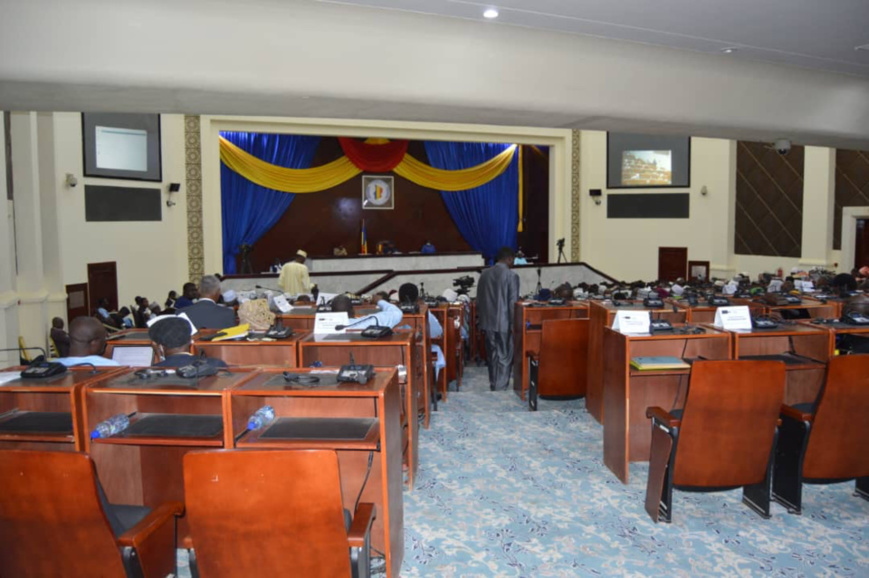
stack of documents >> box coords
[629,356,690,371]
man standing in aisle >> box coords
[477,247,520,391]
[278,250,312,295]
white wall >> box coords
[49,113,189,311]
[578,131,735,281]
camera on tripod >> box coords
[453,276,475,295]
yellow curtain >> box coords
[393,145,517,191]
[219,136,360,193]
[220,136,517,193]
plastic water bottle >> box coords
[91,414,130,439]
[247,405,276,431]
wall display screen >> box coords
[82,113,162,181]
[608,133,690,189]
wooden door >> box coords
[65,283,89,320]
[87,262,118,313]
[855,219,869,270]
[657,247,687,282]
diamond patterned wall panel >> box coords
[735,141,804,257]
[834,149,869,250]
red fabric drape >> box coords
[338,137,409,172]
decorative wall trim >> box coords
[570,129,581,261]
[185,115,204,280]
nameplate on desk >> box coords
[612,310,650,335]
[713,306,752,330]
[272,295,292,313]
[313,312,349,335]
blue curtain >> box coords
[220,132,320,273]
[423,141,518,262]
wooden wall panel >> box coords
[735,141,804,257]
[834,149,869,250]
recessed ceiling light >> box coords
[483,8,499,19]
[721,47,738,54]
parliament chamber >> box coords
[3,0,869,575]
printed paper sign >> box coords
[313,311,349,335]
[713,305,753,330]
[612,310,651,334]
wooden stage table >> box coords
[298,330,423,490]
[512,301,590,401]
[228,368,403,578]
[0,366,121,452]
[602,325,731,483]
[193,331,309,368]
[83,368,259,541]
[587,300,687,424]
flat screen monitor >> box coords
[111,346,155,367]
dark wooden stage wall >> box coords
[246,139,549,272]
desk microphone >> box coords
[335,315,380,331]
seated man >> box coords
[181,275,237,330]
[148,317,227,369]
[174,282,198,309]
[330,293,403,329]
[398,283,445,379]
[54,317,120,367]
[420,240,436,254]
[50,317,70,358]
[95,297,120,329]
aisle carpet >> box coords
[176,366,869,577]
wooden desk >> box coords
[0,367,121,452]
[228,368,403,578]
[277,307,317,331]
[298,331,422,490]
[602,325,731,483]
[797,319,869,356]
[587,300,687,424]
[720,324,831,406]
[805,295,847,318]
[429,304,464,394]
[512,301,589,401]
[671,298,765,324]
[399,305,434,428]
[748,297,838,319]
[193,332,309,367]
[83,368,259,541]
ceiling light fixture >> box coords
[483,8,499,19]
[721,47,738,54]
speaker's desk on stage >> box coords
[512,301,589,401]
[83,368,258,541]
[228,368,403,578]
[602,324,731,483]
[193,331,310,368]
[587,300,687,424]
[298,330,423,490]
[0,366,122,452]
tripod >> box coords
[556,238,567,263]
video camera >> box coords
[453,275,475,295]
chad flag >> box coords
[360,219,368,255]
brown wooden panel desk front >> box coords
[587,300,687,424]
[0,366,122,452]
[193,331,309,368]
[602,325,731,483]
[298,330,422,490]
[228,368,403,578]
[83,368,259,542]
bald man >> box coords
[55,317,120,367]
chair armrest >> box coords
[646,406,681,428]
[117,501,184,549]
[347,503,376,548]
[780,404,813,422]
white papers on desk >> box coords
[0,372,21,386]
[272,295,292,313]
[313,312,349,335]
[110,346,154,367]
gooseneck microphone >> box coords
[335,315,381,331]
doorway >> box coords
[658,247,687,282]
[854,219,869,270]
[87,262,118,313]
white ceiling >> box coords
[319,0,869,77]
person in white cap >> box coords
[278,249,312,295]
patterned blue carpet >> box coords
[398,366,869,577]
[175,366,869,576]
